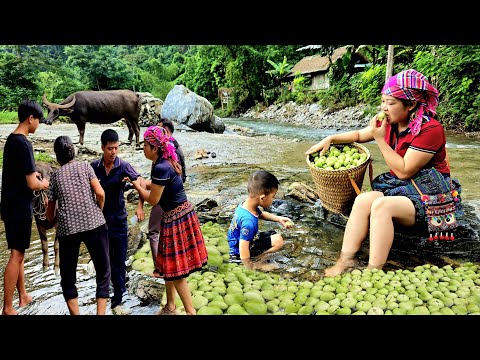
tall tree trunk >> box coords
[385,45,395,82]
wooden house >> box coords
[287,46,369,91]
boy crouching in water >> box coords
[227,170,293,270]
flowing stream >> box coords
[1,118,479,315]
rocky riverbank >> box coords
[240,101,480,139]
[241,102,372,129]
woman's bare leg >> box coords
[367,196,415,269]
[174,278,196,315]
[157,280,177,314]
[325,191,384,277]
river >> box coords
[0,118,479,315]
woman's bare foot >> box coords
[324,260,356,277]
[19,293,33,307]
[367,263,384,270]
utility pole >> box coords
[132,64,135,93]
[385,45,395,82]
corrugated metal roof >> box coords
[288,46,347,77]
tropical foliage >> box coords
[0,45,478,130]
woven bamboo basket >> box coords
[306,142,371,215]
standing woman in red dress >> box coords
[132,126,207,315]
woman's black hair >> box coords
[145,141,182,176]
[54,135,76,165]
[399,98,421,118]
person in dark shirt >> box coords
[1,99,49,315]
[130,125,207,315]
[46,135,109,315]
[158,118,186,182]
[91,129,145,315]
[147,118,186,278]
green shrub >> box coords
[0,111,18,124]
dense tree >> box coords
[0,45,478,130]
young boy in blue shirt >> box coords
[227,170,293,270]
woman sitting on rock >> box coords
[305,69,463,276]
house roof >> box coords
[288,46,348,77]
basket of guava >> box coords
[306,142,371,215]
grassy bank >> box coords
[0,111,18,124]
[0,110,49,124]
[0,150,57,165]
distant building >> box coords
[287,46,369,91]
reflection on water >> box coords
[0,223,160,315]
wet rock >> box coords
[76,145,101,156]
[137,92,163,127]
[241,102,370,129]
[217,212,233,224]
[127,224,145,258]
[225,124,254,136]
[125,188,139,202]
[194,148,209,159]
[269,199,305,220]
[127,270,165,305]
[286,182,319,203]
[195,198,218,212]
[317,198,480,259]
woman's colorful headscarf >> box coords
[143,125,178,162]
[381,69,439,136]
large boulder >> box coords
[161,85,225,133]
[136,92,163,127]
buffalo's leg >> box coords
[124,118,133,144]
[126,117,141,147]
[35,220,49,272]
[133,118,140,145]
[77,125,85,145]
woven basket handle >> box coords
[348,159,373,196]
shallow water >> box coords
[0,119,479,314]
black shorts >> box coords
[4,217,33,251]
[249,230,276,258]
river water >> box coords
[0,118,479,315]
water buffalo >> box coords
[42,90,141,146]
[34,161,59,275]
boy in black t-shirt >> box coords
[1,99,49,315]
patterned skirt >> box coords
[156,201,208,281]
[371,169,464,227]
